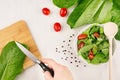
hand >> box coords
[41,58,73,80]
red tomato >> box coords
[60,8,67,17]
[93,32,100,38]
[54,22,61,32]
[78,34,87,40]
[78,42,85,50]
[88,50,94,60]
[42,8,50,15]
[89,54,94,60]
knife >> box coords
[15,42,54,77]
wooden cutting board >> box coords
[0,20,42,69]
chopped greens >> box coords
[77,25,109,64]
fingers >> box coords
[41,58,59,69]
[44,71,53,80]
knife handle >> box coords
[39,62,54,77]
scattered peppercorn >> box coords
[76,65,79,67]
[84,65,86,67]
[55,34,87,68]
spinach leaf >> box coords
[0,41,28,80]
[52,0,78,8]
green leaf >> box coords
[91,53,108,64]
[115,29,120,40]
[89,25,100,34]
[94,0,113,23]
[0,41,28,80]
[102,48,109,57]
[98,41,109,50]
[74,0,104,27]
[92,45,97,55]
[78,44,94,55]
[113,0,120,8]
[100,27,104,34]
[52,0,78,8]
[111,3,120,40]
[67,0,93,28]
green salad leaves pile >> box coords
[0,41,28,80]
[77,25,109,64]
[52,0,120,41]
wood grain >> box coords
[0,20,42,69]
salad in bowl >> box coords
[74,24,109,65]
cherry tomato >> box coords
[88,50,94,60]
[54,22,61,32]
[78,42,85,50]
[93,32,100,38]
[60,8,67,17]
[78,34,87,40]
[42,8,50,15]
[89,54,94,60]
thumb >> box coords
[44,71,53,80]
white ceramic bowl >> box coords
[73,23,111,66]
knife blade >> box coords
[15,42,54,77]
